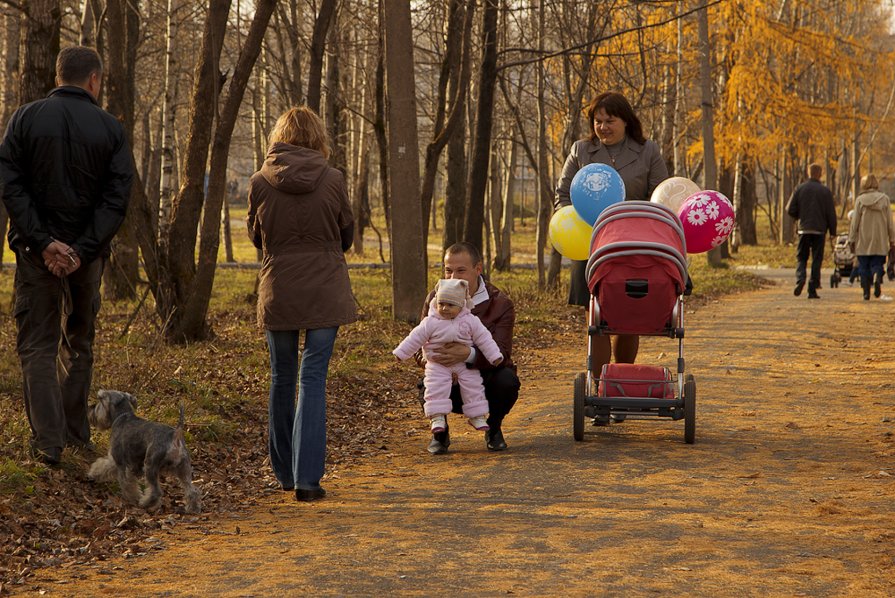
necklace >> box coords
[605,137,625,166]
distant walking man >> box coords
[0,46,134,465]
[786,163,836,299]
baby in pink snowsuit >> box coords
[394,278,503,434]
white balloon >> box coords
[650,177,701,214]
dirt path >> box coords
[20,276,895,596]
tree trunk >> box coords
[158,0,231,341]
[739,162,757,245]
[697,0,722,267]
[442,113,466,252]
[493,138,516,271]
[79,0,100,45]
[324,15,347,173]
[673,2,684,175]
[19,0,60,105]
[419,0,474,247]
[164,0,276,342]
[535,0,550,289]
[158,0,180,245]
[462,0,498,251]
[102,0,140,301]
[485,144,501,272]
[0,8,21,267]
[383,0,426,322]
[352,145,370,256]
[373,3,390,229]
[306,0,337,113]
[222,184,234,263]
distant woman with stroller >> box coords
[555,92,668,421]
[849,173,895,300]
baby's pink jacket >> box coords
[393,302,503,364]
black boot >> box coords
[484,416,508,451]
[862,276,871,300]
[807,282,820,299]
[485,426,507,451]
[874,273,882,298]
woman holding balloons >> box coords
[554,92,668,414]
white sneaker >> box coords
[468,416,490,431]
[430,414,447,433]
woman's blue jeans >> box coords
[857,255,886,282]
[266,327,338,490]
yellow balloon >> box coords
[549,205,593,261]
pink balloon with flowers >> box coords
[677,190,735,254]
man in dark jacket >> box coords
[417,242,521,454]
[0,46,134,465]
[786,163,836,299]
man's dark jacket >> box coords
[786,178,837,236]
[0,86,133,263]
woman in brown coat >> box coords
[247,106,356,501]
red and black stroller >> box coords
[573,200,696,443]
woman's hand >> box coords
[428,342,472,367]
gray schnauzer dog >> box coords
[88,389,201,514]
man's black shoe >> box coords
[295,487,326,501]
[807,292,820,299]
[485,428,507,451]
[428,428,450,455]
[592,415,610,426]
[794,280,805,296]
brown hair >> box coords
[860,173,879,191]
[584,92,646,145]
[269,106,331,159]
[444,242,483,267]
[807,163,823,179]
[56,46,103,85]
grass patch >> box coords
[0,458,38,494]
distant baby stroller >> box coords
[830,233,854,288]
[572,200,695,443]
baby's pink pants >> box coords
[422,362,488,418]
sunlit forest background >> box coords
[1,0,894,336]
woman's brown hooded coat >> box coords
[247,142,357,330]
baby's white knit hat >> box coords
[436,278,469,308]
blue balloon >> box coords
[569,163,626,225]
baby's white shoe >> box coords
[468,416,490,431]
[430,414,447,433]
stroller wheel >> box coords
[830,273,839,288]
[683,374,696,444]
[573,372,586,441]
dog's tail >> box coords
[167,404,188,462]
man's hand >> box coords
[427,341,472,367]
[42,241,81,277]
